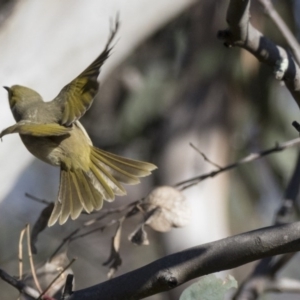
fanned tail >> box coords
[48,147,157,226]
[48,168,104,226]
[90,147,157,186]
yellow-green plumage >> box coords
[1,21,156,226]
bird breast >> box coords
[20,122,92,170]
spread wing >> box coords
[52,19,119,126]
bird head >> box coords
[3,85,43,121]
[3,85,42,109]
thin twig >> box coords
[37,258,76,300]
[269,253,296,276]
[18,226,26,280]
[84,200,140,225]
[189,142,222,169]
[25,193,51,205]
[176,137,300,189]
[50,201,140,260]
[50,229,80,262]
[26,224,43,293]
[0,267,39,298]
[70,219,120,242]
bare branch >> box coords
[50,229,79,261]
[189,142,222,169]
[50,200,141,261]
[0,267,39,299]
[68,222,300,300]
[69,217,124,242]
[218,0,300,107]
[234,150,300,299]
[269,253,296,276]
[84,200,140,225]
[258,0,300,66]
[176,136,300,189]
[25,193,51,205]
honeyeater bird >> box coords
[0,21,156,226]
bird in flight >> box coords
[1,20,157,226]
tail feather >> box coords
[96,158,140,185]
[83,171,104,210]
[48,147,157,226]
[90,152,126,196]
[49,202,62,226]
[96,148,156,175]
[89,164,115,200]
[71,171,92,213]
[48,169,69,226]
[68,172,83,220]
[92,148,156,184]
[76,170,96,212]
[60,170,72,224]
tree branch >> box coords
[234,150,300,299]
[258,0,300,66]
[218,0,300,107]
[68,222,300,300]
[0,267,39,299]
[176,136,300,189]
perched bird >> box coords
[0,21,156,226]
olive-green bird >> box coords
[0,22,156,226]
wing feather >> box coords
[0,122,71,138]
[52,20,119,126]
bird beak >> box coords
[3,86,10,92]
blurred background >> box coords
[0,0,300,299]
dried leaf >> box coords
[61,274,74,299]
[31,203,54,254]
[22,253,73,298]
[103,221,123,278]
[141,186,191,232]
[128,224,149,245]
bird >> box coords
[0,20,157,226]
